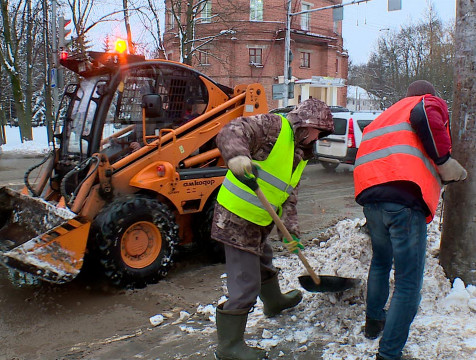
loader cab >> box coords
[56,60,214,165]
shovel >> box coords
[237,172,359,293]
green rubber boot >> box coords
[259,273,303,317]
[215,304,267,360]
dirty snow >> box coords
[188,217,476,360]
[149,314,165,327]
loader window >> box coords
[54,83,79,146]
[154,67,209,127]
[102,65,209,153]
[101,76,160,162]
[65,79,98,156]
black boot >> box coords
[259,273,302,317]
[365,316,386,339]
[215,304,267,360]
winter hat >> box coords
[286,98,334,137]
[406,80,436,97]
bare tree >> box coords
[122,0,135,54]
[42,0,54,142]
[0,0,35,141]
[348,8,455,109]
[440,0,476,285]
[134,0,166,58]
[165,0,246,65]
[65,0,131,56]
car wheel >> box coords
[320,161,339,171]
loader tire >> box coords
[98,196,179,288]
[195,197,225,264]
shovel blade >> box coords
[0,187,90,284]
[298,275,360,293]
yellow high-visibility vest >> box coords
[217,115,307,226]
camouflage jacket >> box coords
[211,113,310,255]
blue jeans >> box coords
[363,202,427,360]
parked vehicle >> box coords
[314,110,382,170]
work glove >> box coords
[227,155,252,177]
[283,234,304,254]
[437,157,468,183]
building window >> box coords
[168,10,174,29]
[200,1,212,23]
[301,3,310,31]
[335,58,339,73]
[198,49,210,65]
[250,0,263,21]
[300,52,310,68]
[249,48,262,66]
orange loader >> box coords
[0,51,268,288]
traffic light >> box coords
[58,16,72,49]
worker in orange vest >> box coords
[354,80,467,360]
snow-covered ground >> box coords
[1,126,50,155]
[193,218,476,360]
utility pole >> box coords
[51,0,59,116]
[283,0,292,107]
[440,0,476,285]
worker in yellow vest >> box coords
[211,98,334,360]
[354,80,467,360]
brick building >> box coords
[163,0,348,109]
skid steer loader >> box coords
[0,50,268,287]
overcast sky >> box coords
[341,0,456,65]
[85,1,456,66]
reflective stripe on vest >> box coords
[354,96,442,223]
[217,115,307,226]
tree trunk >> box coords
[0,103,5,145]
[42,0,54,142]
[0,0,31,141]
[182,1,194,65]
[123,0,135,54]
[440,0,476,285]
[25,0,33,133]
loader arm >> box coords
[76,82,268,220]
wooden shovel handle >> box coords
[254,187,321,285]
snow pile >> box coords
[194,217,476,359]
[1,126,50,155]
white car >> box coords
[314,110,382,170]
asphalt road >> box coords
[0,152,46,189]
[0,158,363,360]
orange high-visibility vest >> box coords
[354,95,442,223]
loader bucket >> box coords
[0,187,91,284]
